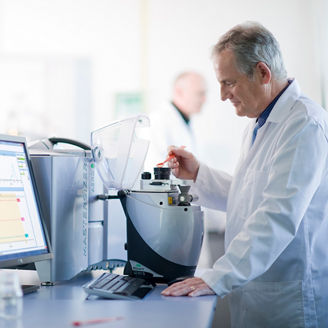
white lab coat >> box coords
[192,80,328,327]
[144,103,197,171]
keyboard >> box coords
[83,273,154,300]
[22,284,40,295]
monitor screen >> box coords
[0,135,51,268]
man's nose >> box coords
[220,86,231,101]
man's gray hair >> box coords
[212,22,287,81]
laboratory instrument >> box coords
[28,115,204,287]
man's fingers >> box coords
[161,279,193,296]
[188,286,216,297]
[161,281,192,296]
[161,278,214,297]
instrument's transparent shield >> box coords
[91,115,150,190]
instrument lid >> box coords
[91,115,150,190]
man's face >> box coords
[214,49,265,118]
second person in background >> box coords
[144,71,206,171]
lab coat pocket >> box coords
[229,280,305,328]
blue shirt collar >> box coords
[257,80,291,128]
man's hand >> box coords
[161,277,215,297]
[167,146,200,182]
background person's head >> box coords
[172,71,207,119]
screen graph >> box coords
[0,140,49,262]
[0,193,27,243]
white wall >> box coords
[0,0,325,172]
[0,0,142,142]
[313,0,328,108]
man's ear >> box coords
[255,62,271,84]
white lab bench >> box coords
[1,270,217,328]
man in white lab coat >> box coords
[162,22,328,328]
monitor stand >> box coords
[21,284,40,295]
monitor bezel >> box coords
[0,134,52,268]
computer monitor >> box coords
[0,134,51,272]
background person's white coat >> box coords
[145,102,197,171]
